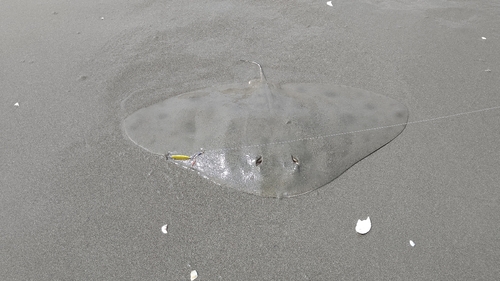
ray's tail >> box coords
[240,60,267,82]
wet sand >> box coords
[2,0,500,279]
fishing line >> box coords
[204,104,500,153]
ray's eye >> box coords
[291,155,299,166]
[256,156,263,166]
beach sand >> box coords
[1,0,500,279]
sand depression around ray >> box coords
[123,61,409,197]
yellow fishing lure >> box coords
[165,150,204,167]
[169,154,191,161]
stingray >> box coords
[123,61,409,197]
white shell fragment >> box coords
[355,216,371,234]
[327,1,333,6]
[161,224,168,234]
[100,17,104,20]
[190,270,198,280]
[409,240,415,247]
[481,37,486,40]
[14,102,19,107]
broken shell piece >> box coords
[409,240,415,247]
[355,216,371,234]
[485,69,491,72]
[161,224,168,234]
[327,1,333,6]
[14,102,19,107]
[481,37,486,40]
[190,270,198,280]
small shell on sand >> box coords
[355,217,371,234]
[161,224,168,234]
[190,270,198,280]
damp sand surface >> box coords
[1,0,500,280]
